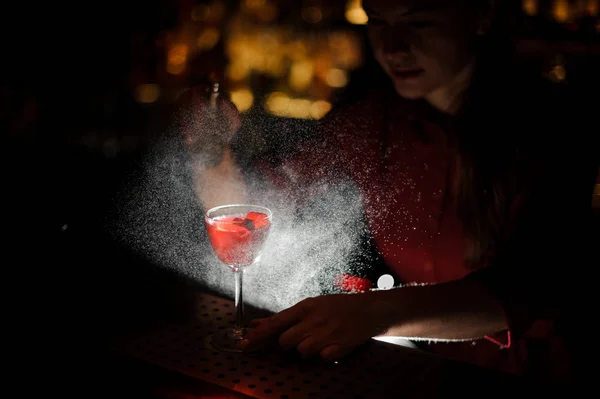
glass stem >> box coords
[233,270,245,339]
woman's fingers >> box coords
[320,343,351,361]
[249,318,268,328]
[278,323,314,351]
[247,302,309,341]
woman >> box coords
[179,0,596,380]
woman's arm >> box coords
[247,134,595,360]
[372,278,506,341]
[171,84,249,211]
[245,277,507,360]
[378,137,596,344]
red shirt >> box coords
[254,86,593,380]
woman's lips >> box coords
[390,68,424,81]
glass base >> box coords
[207,328,261,353]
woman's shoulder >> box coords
[319,88,415,136]
[324,89,389,119]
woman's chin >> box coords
[394,84,427,100]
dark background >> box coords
[4,0,599,395]
[5,0,599,239]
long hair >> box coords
[453,1,524,267]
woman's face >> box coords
[364,0,481,99]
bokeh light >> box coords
[345,0,368,25]
[230,88,254,112]
[197,28,221,51]
[134,84,161,104]
[553,0,570,22]
[523,0,539,16]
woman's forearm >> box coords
[368,277,507,341]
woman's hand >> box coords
[246,293,390,361]
[174,85,241,167]
[172,84,248,208]
[245,279,510,361]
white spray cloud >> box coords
[111,126,374,313]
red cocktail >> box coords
[206,211,271,269]
[205,204,272,352]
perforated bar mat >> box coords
[113,292,521,399]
